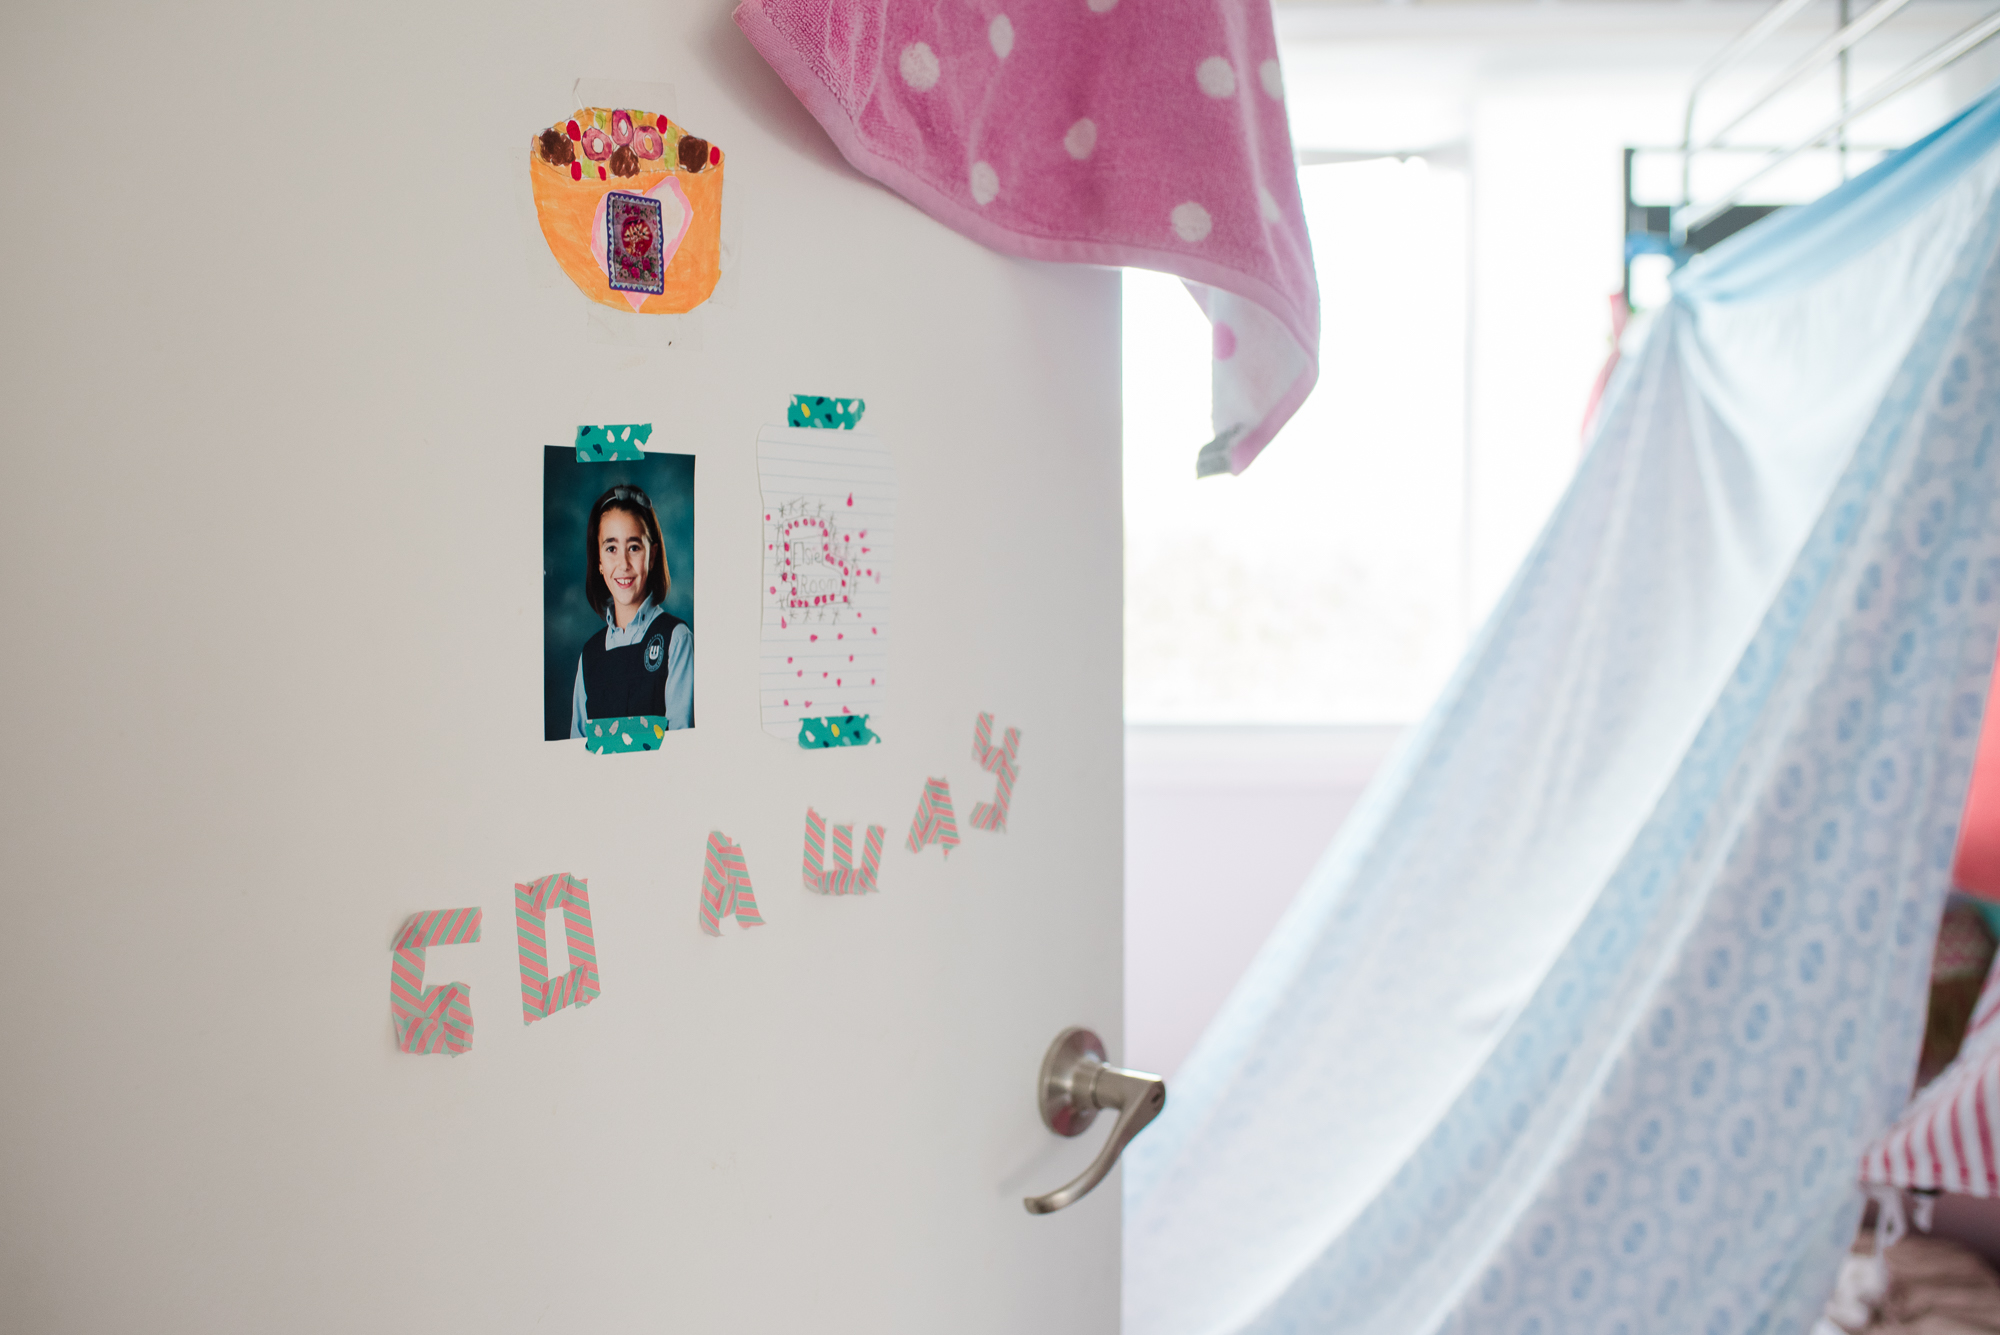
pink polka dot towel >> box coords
[734,0,1320,476]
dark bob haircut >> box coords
[584,484,671,619]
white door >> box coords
[0,4,1128,1331]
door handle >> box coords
[1023,1027,1167,1215]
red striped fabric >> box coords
[1859,955,2000,1197]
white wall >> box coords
[1124,726,1401,1078]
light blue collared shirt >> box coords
[570,598,693,737]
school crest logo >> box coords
[644,630,667,672]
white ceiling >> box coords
[1273,0,2000,155]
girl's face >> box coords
[597,508,653,620]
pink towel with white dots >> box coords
[734,0,1319,476]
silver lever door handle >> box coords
[1024,1027,1167,1215]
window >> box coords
[1124,157,1469,724]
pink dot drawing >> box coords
[757,450,893,744]
[1214,322,1238,360]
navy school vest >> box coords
[580,612,688,721]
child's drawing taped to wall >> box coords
[529,105,722,314]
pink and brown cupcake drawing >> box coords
[530,106,722,314]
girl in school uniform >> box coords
[569,484,693,735]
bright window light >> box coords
[1124,157,1469,724]
[1629,252,1676,313]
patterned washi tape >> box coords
[970,712,1021,832]
[576,423,653,460]
[584,716,669,753]
[906,777,961,858]
[700,831,766,935]
[390,907,483,1055]
[787,396,866,430]
[515,873,600,1023]
[803,806,884,895]
[797,714,880,748]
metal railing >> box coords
[1675,0,2000,240]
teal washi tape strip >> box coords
[576,424,653,461]
[788,396,865,430]
[797,714,880,748]
[584,716,670,753]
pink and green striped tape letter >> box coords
[969,712,1021,833]
[390,907,483,1056]
[701,831,767,935]
[803,806,885,895]
[906,777,960,858]
[515,873,601,1024]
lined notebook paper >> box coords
[756,425,895,740]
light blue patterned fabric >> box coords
[1126,83,2000,1335]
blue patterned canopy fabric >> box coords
[1126,85,2000,1335]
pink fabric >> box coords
[1955,653,2000,903]
[734,0,1319,476]
[1860,952,2000,1197]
